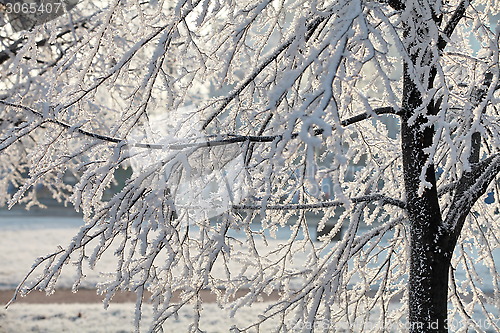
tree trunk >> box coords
[408,223,451,333]
[401,63,452,332]
[398,2,457,330]
[400,27,498,333]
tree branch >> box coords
[200,38,293,131]
[233,194,406,211]
[468,72,493,165]
[437,0,470,52]
[444,153,500,247]
[0,15,94,65]
[0,100,122,143]
[437,182,457,197]
[339,106,398,127]
[201,11,341,130]
[0,101,397,150]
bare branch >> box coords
[437,0,470,52]
[339,106,398,127]
[0,100,122,143]
[1,101,397,150]
[233,194,406,211]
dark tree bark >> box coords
[401,64,451,332]
[400,3,450,328]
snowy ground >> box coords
[0,302,281,333]
[0,210,498,332]
[0,212,282,332]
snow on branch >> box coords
[200,5,364,131]
[0,14,95,65]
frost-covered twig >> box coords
[0,14,95,65]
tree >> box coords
[0,0,499,332]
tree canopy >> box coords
[0,0,499,332]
